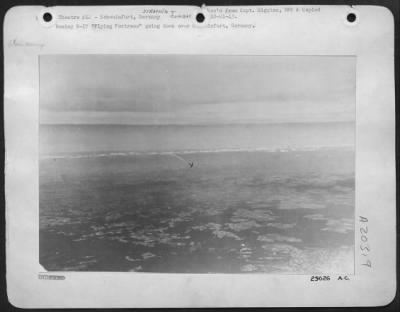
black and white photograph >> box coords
[4,4,397,308]
[39,55,356,273]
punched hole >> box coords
[196,13,205,23]
[347,13,356,23]
[43,12,52,22]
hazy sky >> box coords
[40,55,355,125]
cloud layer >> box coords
[40,55,355,125]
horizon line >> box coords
[39,120,355,127]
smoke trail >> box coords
[168,153,190,165]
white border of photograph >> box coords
[4,5,396,308]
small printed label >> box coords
[310,275,330,281]
[38,274,66,280]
